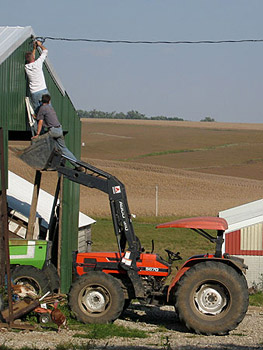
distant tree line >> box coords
[77,109,184,121]
[200,116,215,122]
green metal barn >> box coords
[0,26,81,292]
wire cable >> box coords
[35,36,263,45]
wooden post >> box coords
[155,185,159,217]
[27,170,42,240]
[0,194,5,287]
[0,128,13,323]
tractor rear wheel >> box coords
[175,261,248,335]
[43,263,60,293]
[69,271,124,324]
[11,265,50,296]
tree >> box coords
[200,116,215,122]
[126,110,146,120]
[77,109,185,121]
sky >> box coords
[2,0,263,123]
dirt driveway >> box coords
[0,305,263,350]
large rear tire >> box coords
[175,261,249,335]
[11,265,50,296]
[43,263,60,293]
[69,271,124,324]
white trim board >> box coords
[219,199,263,233]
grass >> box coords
[3,308,147,350]
[249,291,263,306]
[25,302,148,338]
[73,323,147,339]
[122,143,239,161]
[36,302,147,338]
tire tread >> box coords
[69,271,124,324]
[175,261,249,335]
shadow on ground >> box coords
[120,303,189,333]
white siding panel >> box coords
[78,227,92,253]
[235,255,263,287]
[241,223,263,251]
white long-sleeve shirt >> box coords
[25,49,48,93]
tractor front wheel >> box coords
[69,271,124,324]
[175,261,249,335]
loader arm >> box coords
[51,152,145,297]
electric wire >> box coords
[35,36,263,45]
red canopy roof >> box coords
[156,216,228,231]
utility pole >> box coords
[155,185,158,217]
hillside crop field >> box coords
[78,118,263,217]
[9,119,263,218]
[81,119,263,177]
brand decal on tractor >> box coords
[145,267,159,272]
[112,186,121,194]
[121,251,132,266]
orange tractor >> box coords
[50,153,248,335]
[20,146,249,335]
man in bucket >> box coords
[32,94,83,171]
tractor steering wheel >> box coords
[165,249,182,262]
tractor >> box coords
[54,153,249,335]
[18,143,249,335]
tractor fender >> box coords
[167,256,247,302]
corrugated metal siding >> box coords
[45,58,81,293]
[0,31,81,293]
[0,129,8,190]
[0,38,31,185]
[225,230,240,255]
[42,61,81,293]
[0,39,29,131]
[225,224,263,256]
[241,223,263,251]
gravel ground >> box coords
[0,305,263,350]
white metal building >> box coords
[7,171,96,253]
[219,199,263,288]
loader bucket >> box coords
[19,133,61,171]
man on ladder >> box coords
[25,40,49,113]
